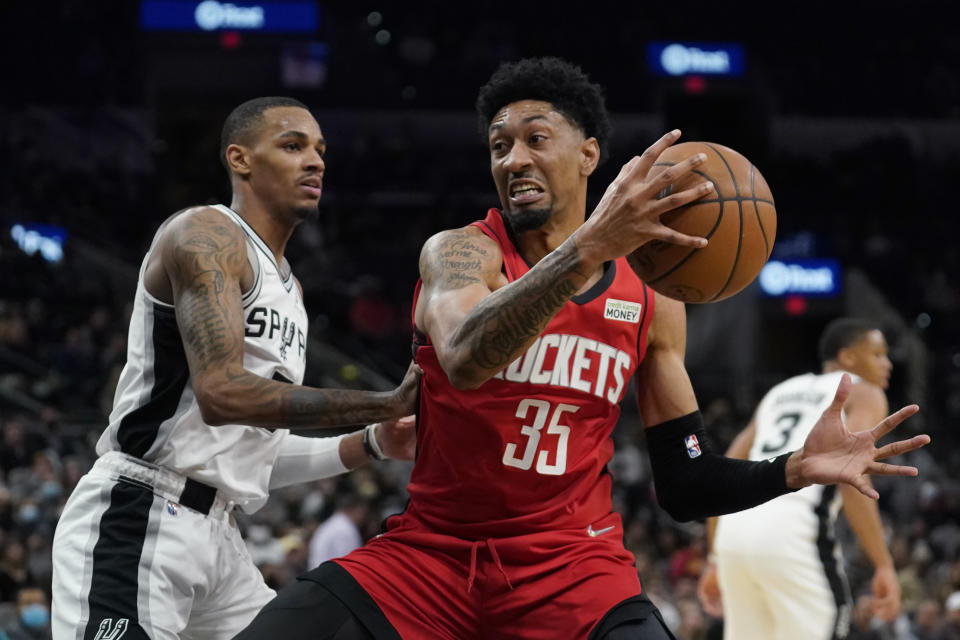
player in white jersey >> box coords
[51,97,420,640]
[698,318,902,640]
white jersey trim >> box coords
[212,205,295,293]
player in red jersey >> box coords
[236,58,930,639]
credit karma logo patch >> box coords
[604,299,643,323]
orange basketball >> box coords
[628,141,777,303]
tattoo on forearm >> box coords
[212,368,397,427]
[172,213,404,429]
[454,241,583,369]
[282,388,391,426]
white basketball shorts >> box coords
[51,451,276,639]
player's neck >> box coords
[511,231,602,295]
[229,193,296,264]
[509,203,585,264]
[822,362,854,377]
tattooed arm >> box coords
[415,132,720,389]
[159,207,418,429]
[414,226,594,389]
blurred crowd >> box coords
[1,377,959,639]
[3,109,960,637]
[2,3,960,635]
[1,191,959,639]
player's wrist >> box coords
[784,450,811,489]
[363,423,386,461]
[565,231,603,276]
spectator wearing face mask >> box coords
[0,587,51,639]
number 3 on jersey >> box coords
[760,411,802,455]
[502,399,578,475]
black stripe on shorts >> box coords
[815,485,852,639]
[83,478,154,640]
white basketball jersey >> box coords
[714,371,857,558]
[97,205,309,513]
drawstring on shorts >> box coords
[466,539,514,593]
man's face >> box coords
[241,106,326,221]
[17,587,46,613]
[487,100,594,233]
[840,329,893,389]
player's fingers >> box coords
[599,157,647,204]
[644,152,707,195]
[617,155,643,182]
[826,373,852,416]
[873,597,900,622]
[644,225,708,249]
[874,434,930,460]
[402,360,424,380]
[866,459,919,477]
[636,129,682,177]
[852,477,880,500]
[599,157,642,198]
[869,404,919,440]
[651,180,714,213]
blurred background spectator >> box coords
[1,2,958,638]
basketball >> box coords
[628,141,777,303]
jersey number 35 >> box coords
[502,399,578,476]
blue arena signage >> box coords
[758,259,841,297]
[647,42,745,77]
[140,1,319,33]
[11,223,67,264]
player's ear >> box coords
[225,144,252,177]
[580,137,600,177]
[836,346,857,371]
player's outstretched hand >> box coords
[574,129,712,265]
[696,562,724,618]
[391,360,423,416]
[871,564,901,621]
[787,374,930,499]
[375,415,417,461]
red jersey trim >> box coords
[471,213,516,281]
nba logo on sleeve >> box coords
[684,434,702,459]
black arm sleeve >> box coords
[644,411,798,522]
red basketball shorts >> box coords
[333,511,642,639]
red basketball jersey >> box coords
[397,209,654,539]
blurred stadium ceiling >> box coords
[2,0,957,119]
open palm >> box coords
[795,374,930,499]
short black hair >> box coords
[220,96,310,171]
[475,57,612,164]
[817,318,881,363]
